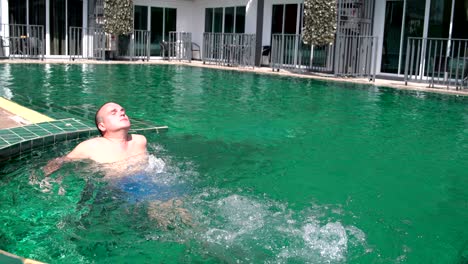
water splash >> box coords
[186,190,369,263]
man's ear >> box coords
[98,122,106,133]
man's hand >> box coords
[43,157,67,176]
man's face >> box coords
[97,103,131,134]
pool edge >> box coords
[0,249,45,264]
[0,97,55,125]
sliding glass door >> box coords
[204,6,246,33]
[381,1,403,73]
[271,4,301,35]
[150,7,176,56]
[49,0,82,55]
[381,0,425,74]
[381,0,468,75]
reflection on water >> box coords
[0,63,13,99]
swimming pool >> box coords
[0,63,467,263]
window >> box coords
[9,0,27,25]
[271,4,300,35]
[224,7,235,33]
[134,6,148,30]
[50,0,66,55]
[165,8,177,40]
[235,6,246,33]
[29,0,46,26]
[452,0,468,39]
[205,6,246,34]
[148,7,177,56]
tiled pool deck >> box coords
[0,98,168,161]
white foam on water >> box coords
[302,221,348,261]
[143,149,199,187]
[189,190,369,263]
[144,154,166,174]
[204,194,267,244]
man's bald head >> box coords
[95,102,114,136]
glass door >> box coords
[381,0,426,74]
[381,1,404,73]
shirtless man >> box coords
[44,102,148,176]
[43,103,191,228]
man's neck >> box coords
[103,131,129,143]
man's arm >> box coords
[43,140,92,176]
[65,140,92,160]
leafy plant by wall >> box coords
[104,0,134,35]
[302,0,337,46]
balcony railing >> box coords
[69,27,150,61]
[404,37,468,90]
[202,33,256,68]
[167,32,192,62]
[271,34,334,73]
[334,35,378,79]
[0,24,45,60]
[69,27,106,60]
[271,34,377,80]
[115,30,151,61]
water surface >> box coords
[0,64,467,263]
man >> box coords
[43,102,192,228]
[44,102,148,176]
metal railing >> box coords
[0,24,45,59]
[132,30,150,60]
[334,35,378,80]
[271,34,377,80]
[115,30,151,61]
[69,27,150,61]
[404,37,468,90]
[69,27,106,60]
[168,32,192,62]
[202,33,256,68]
[271,34,334,73]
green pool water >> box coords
[0,64,467,263]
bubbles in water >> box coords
[145,154,166,174]
[187,190,370,263]
[302,220,348,261]
[204,194,267,244]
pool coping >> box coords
[0,97,55,124]
[0,249,45,264]
[1,59,468,97]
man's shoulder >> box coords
[75,137,106,149]
[131,134,147,144]
[66,137,105,160]
[131,134,146,140]
[82,136,106,144]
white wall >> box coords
[373,0,386,75]
[1,0,8,25]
